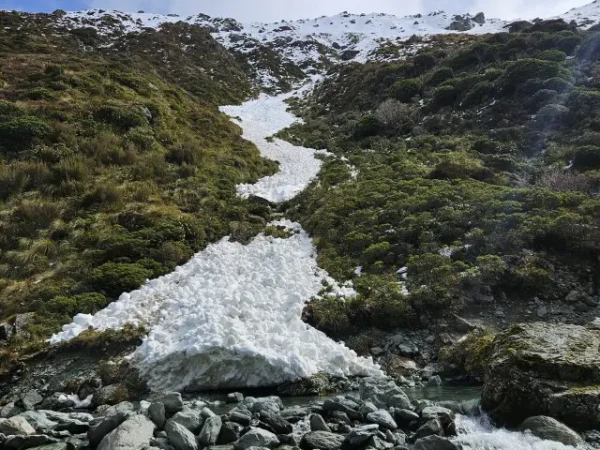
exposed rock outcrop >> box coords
[481,322,600,429]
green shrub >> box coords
[90,262,153,298]
[433,84,458,107]
[501,58,565,93]
[439,329,495,381]
[94,105,149,130]
[354,115,383,138]
[414,53,437,73]
[24,87,55,100]
[462,81,496,107]
[537,49,566,62]
[427,67,453,86]
[573,147,600,170]
[0,101,24,118]
[0,116,52,150]
[390,78,422,103]
[430,154,494,181]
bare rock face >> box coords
[481,322,600,429]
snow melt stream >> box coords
[454,415,582,450]
[50,90,382,391]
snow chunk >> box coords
[50,220,381,391]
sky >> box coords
[0,0,592,23]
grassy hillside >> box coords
[280,20,600,335]
[0,12,276,369]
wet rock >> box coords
[233,427,279,450]
[323,398,362,420]
[388,394,412,410]
[329,411,351,424]
[414,419,444,440]
[413,435,458,450]
[169,407,203,433]
[518,416,584,447]
[218,421,243,444]
[393,409,419,425]
[17,411,57,434]
[359,402,378,416]
[427,376,443,387]
[343,429,376,449]
[300,431,345,450]
[281,406,310,423]
[165,421,198,450]
[0,416,36,436]
[228,393,244,404]
[97,414,155,450]
[88,409,130,448]
[54,418,89,434]
[92,385,127,408]
[259,410,292,434]
[149,402,166,429]
[310,414,330,432]
[3,434,59,449]
[153,392,184,415]
[1,403,22,419]
[198,415,222,447]
[18,390,43,411]
[366,410,397,430]
[229,407,252,426]
[421,407,455,427]
[481,322,600,428]
[359,378,408,410]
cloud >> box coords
[87,0,590,22]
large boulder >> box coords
[233,427,279,450]
[97,414,155,450]
[518,416,584,447]
[481,322,600,429]
[165,421,198,450]
[358,378,410,410]
[0,416,36,436]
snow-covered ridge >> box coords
[60,2,600,66]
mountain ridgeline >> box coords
[0,4,600,401]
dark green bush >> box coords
[537,49,566,62]
[573,147,600,170]
[90,262,153,298]
[390,78,422,103]
[354,115,383,138]
[0,101,24,118]
[433,84,458,107]
[462,81,496,107]
[501,58,565,93]
[414,53,437,73]
[427,67,453,86]
[94,105,149,131]
[0,116,52,150]
[24,87,55,100]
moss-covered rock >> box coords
[481,322,600,429]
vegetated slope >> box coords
[280,19,600,338]
[0,11,277,372]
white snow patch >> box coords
[51,220,381,390]
[61,394,93,409]
[220,92,325,203]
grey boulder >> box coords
[97,414,155,450]
[519,416,584,447]
[300,431,345,450]
[165,421,198,450]
[366,410,397,430]
[198,415,222,447]
[0,416,36,436]
[233,427,279,450]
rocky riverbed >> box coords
[0,377,594,450]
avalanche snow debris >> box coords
[51,84,381,390]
